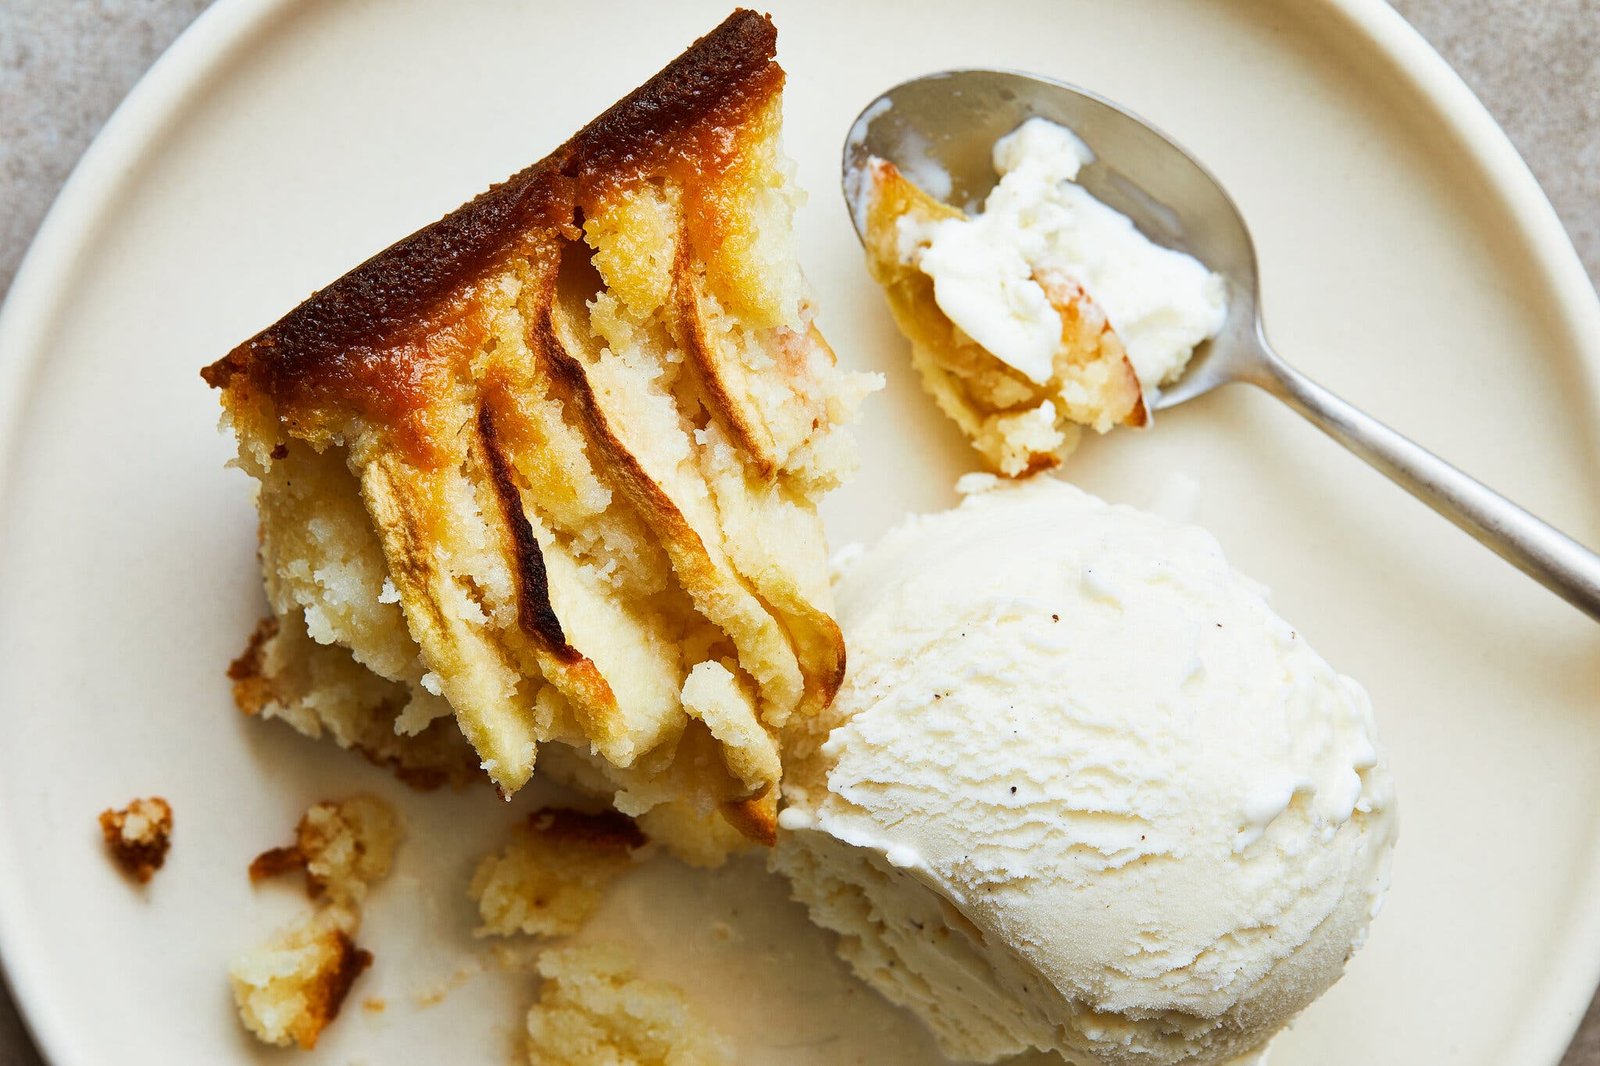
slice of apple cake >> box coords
[203,10,875,850]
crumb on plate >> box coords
[232,795,401,1049]
[250,794,400,905]
[525,943,733,1066]
[413,964,477,1009]
[98,796,172,884]
[229,905,371,1050]
[470,808,645,939]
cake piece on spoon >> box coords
[856,116,1225,475]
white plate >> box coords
[3,0,1599,1063]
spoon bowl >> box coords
[843,70,1600,620]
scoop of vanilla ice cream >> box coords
[774,475,1396,1065]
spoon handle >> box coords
[1254,351,1600,622]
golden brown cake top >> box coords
[201,8,781,464]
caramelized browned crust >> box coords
[475,400,575,657]
[358,748,456,793]
[99,796,173,884]
[294,932,372,1051]
[201,9,781,465]
[249,844,307,886]
[719,788,777,847]
[227,615,279,717]
[529,807,648,851]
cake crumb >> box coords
[232,795,401,1049]
[414,964,476,1009]
[525,944,733,1065]
[362,996,386,1013]
[469,808,645,939]
[250,794,400,905]
[229,905,371,1050]
[98,796,172,884]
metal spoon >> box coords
[843,69,1600,622]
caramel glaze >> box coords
[201,9,782,468]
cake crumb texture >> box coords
[525,943,733,1065]
[249,794,402,905]
[229,905,372,1051]
[470,808,645,938]
[98,795,172,884]
[231,795,400,1049]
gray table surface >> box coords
[1,1,1597,1062]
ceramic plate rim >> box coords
[1,1,1597,1062]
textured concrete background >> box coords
[1,0,1597,1062]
